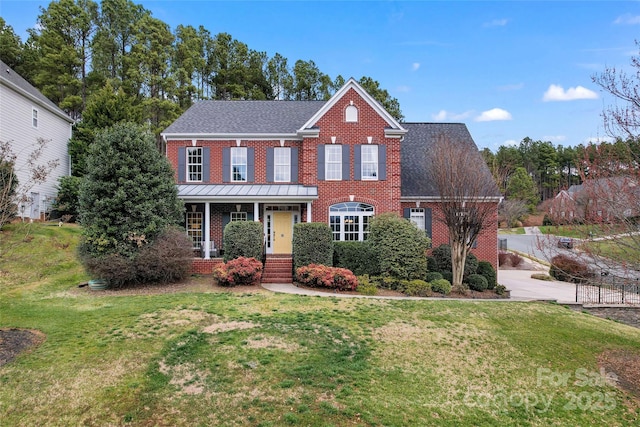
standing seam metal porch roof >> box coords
[178,184,318,200]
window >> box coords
[361,145,378,180]
[345,105,358,122]
[325,145,342,180]
[32,108,38,128]
[329,202,374,241]
[187,147,203,182]
[409,208,425,231]
[186,211,203,248]
[231,211,247,221]
[274,147,291,182]
[231,147,247,182]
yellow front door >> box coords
[273,212,292,254]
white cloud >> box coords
[475,108,512,122]
[432,110,473,122]
[504,139,518,146]
[542,135,567,142]
[614,14,640,25]
[483,18,508,28]
[543,84,598,101]
[412,62,420,71]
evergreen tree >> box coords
[507,167,539,212]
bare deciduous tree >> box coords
[427,135,501,289]
[499,199,529,228]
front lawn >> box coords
[1,223,639,426]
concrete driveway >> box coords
[498,268,577,303]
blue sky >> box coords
[2,1,639,150]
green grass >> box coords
[538,224,628,238]
[498,227,525,234]
[1,223,640,426]
[583,237,640,267]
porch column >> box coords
[253,202,259,221]
[306,202,312,222]
[204,202,211,259]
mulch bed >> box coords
[598,350,640,403]
[0,328,46,367]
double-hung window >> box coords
[187,147,203,182]
[325,145,342,180]
[409,208,425,231]
[361,145,378,180]
[231,147,247,182]
[32,108,38,128]
[274,147,291,182]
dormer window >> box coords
[345,104,358,122]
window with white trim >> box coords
[325,145,342,180]
[186,211,203,248]
[187,147,203,182]
[32,108,38,128]
[231,212,247,221]
[231,147,247,182]
[361,145,378,180]
[329,202,374,241]
[409,208,425,231]
[345,105,358,122]
[274,147,291,182]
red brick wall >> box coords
[401,202,499,270]
[191,258,224,275]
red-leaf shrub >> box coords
[498,252,510,266]
[295,264,358,291]
[213,256,263,287]
[549,254,593,283]
[509,253,523,267]
[498,252,524,267]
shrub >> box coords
[452,282,470,295]
[531,273,553,281]
[431,244,478,277]
[549,254,592,283]
[495,284,507,295]
[498,251,510,266]
[134,227,194,284]
[370,276,404,291]
[213,257,263,287]
[292,223,333,270]
[404,279,431,297]
[426,256,438,273]
[52,176,81,221]
[295,264,357,291]
[223,221,264,261]
[498,252,524,267]
[476,261,497,290]
[441,271,453,283]
[356,275,377,295]
[79,251,136,288]
[425,271,444,282]
[367,213,430,280]
[430,278,452,295]
[509,253,523,267]
[0,160,18,229]
[466,274,489,292]
[333,241,379,276]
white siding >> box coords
[0,82,72,219]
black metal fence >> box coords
[576,274,640,305]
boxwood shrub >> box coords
[333,241,379,276]
[430,244,479,278]
[404,279,431,297]
[292,223,333,270]
[223,221,264,261]
[477,261,497,290]
[466,274,489,292]
[430,278,452,295]
[425,271,444,283]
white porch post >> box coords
[204,202,211,259]
[306,202,312,222]
[253,202,259,221]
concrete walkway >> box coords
[261,266,578,303]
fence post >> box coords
[598,284,601,304]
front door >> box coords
[273,211,292,254]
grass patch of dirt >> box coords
[0,328,46,366]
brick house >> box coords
[161,78,500,276]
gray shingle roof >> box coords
[163,100,326,135]
[400,123,501,198]
[0,59,73,122]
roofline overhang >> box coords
[180,195,319,203]
[162,132,302,141]
[1,79,74,124]
[400,196,503,203]
[384,128,408,138]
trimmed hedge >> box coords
[404,279,431,297]
[213,256,263,286]
[476,261,497,290]
[367,212,430,280]
[292,223,333,271]
[466,274,489,292]
[295,264,357,291]
[333,241,379,276]
[425,271,444,282]
[430,278,452,295]
[223,221,264,261]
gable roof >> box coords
[298,78,406,137]
[0,59,73,123]
[162,100,325,139]
[400,123,501,199]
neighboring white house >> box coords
[0,59,74,220]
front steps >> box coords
[262,255,293,284]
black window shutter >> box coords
[222,147,230,183]
[354,145,361,180]
[178,147,186,182]
[247,148,255,182]
[342,145,350,180]
[424,208,432,239]
[378,145,387,181]
[202,147,210,183]
[317,145,325,181]
[291,147,299,183]
[403,207,410,219]
[266,147,274,182]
